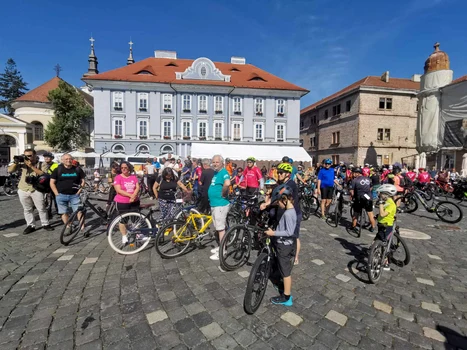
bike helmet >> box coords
[282,156,289,163]
[264,179,277,186]
[393,166,401,174]
[246,156,256,162]
[324,158,332,165]
[353,167,362,174]
[288,158,294,164]
[270,184,292,204]
[43,152,54,158]
[277,163,293,173]
[377,184,397,196]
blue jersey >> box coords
[318,168,335,188]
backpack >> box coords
[399,173,413,188]
[30,162,51,193]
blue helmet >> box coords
[288,158,294,164]
[324,158,332,165]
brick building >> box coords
[300,73,420,166]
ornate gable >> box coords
[175,58,231,82]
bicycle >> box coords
[348,199,372,238]
[154,211,213,258]
[327,186,345,228]
[396,188,463,223]
[107,200,201,255]
[367,221,411,284]
[243,230,294,315]
[3,172,19,196]
[298,184,319,220]
[60,187,117,245]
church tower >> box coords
[416,43,453,153]
[84,36,99,76]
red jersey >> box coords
[418,172,430,183]
[406,171,417,182]
[362,167,370,177]
[195,166,203,184]
[243,166,262,189]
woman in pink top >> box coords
[113,161,140,244]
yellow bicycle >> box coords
[155,212,213,258]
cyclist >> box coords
[106,162,119,212]
[335,161,346,182]
[232,167,247,194]
[417,168,430,188]
[265,184,297,306]
[317,159,339,219]
[93,166,101,192]
[406,166,417,183]
[374,184,398,271]
[362,163,371,177]
[43,152,58,215]
[349,167,376,233]
[243,156,264,195]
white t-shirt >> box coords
[145,164,155,175]
[94,171,100,181]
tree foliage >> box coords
[0,58,28,115]
[44,80,93,151]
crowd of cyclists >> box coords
[6,150,466,309]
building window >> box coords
[182,95,191,112]
[137,144,149,153]
[232,122,242,141]
[377,128,391,141]
[112,144,125,153]
[163,120,172,139]
[32,121,44,141]
[332,131,340,144]
[214,122,223,140]
[332,104,341,116]
[215,96,223,114]
[160,144,174,154]
[200,66,207,77]
[198,121,207,139]
[163,94,172,112]
[277,99,285,116]
[233,97,242,114]
[138,119,148,138]
[332,155,339,164]
[255,123,264,141]
[324,109,328,119]
[379,97,393,110]
[112,91,123,111]
[313,115,317,124]
[310,136,316,147]
[276,124,285,142]
[300,119,305,129]
[113,118,124,138]
[182,121,191,139]
[138,93,148,112]
[255,98,263,115]
[198,95,207,113]
[346,100,351,112]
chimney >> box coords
[381,71,389,83]
[411,74,421,82]
[231,56,246,65]
[155,50,177,59]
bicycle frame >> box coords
[411,189,431,209]
[174,213,213,242]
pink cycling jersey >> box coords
[418,172,430,183]
[243,166,262,188]
[362,167,370,177]
[406,171,416,182]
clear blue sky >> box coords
[1,0,465,107]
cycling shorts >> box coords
[352,197,373,213]
[320,187,334,200]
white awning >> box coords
[191,143,312,162]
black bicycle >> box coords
[3,172,19,196]
[327,186,345,227]
[298,184,319,221]
[60,187,117,245]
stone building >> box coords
[300,73,420,166]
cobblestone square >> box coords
[1,195,467,349]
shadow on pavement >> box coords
[436,325,467,349]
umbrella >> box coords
[419,152,427,169]
[414,155,420,171]
[83,152,101,158]
[70,151,88,158]
[101,152,126,158]
[462,153,467,177]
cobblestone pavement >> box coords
[1,194,467,349]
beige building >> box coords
[0,113,32,165]
[300,73,420,166]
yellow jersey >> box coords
[378,198,396,226]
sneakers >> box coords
[271,295,293,306]
[209,253,219,261]
[42,225,54,231]
[136,234,149,241]
[122,235,129,245]
[383,263,390,271]
[210,247,220,254]
[321,215,326,220]
[23,226,35,235]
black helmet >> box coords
[43,152,54,158]
[353,167,362,174]
[282,156,289,163]
[270,184,292,204]
[393,166,401,174]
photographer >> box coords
[7,149,54,234]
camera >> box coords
[14,155,29,163]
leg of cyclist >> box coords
[210,204,230,261]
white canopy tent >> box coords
[191,143,313,163]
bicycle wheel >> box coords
[107,212,153,255]
[367,240,385,284]
[219,225,252,271]
[300,199,310,221]
[60,210,84,245]
[390,231,410,267]
[309,196,320,214]
[435,201,463,223]
[244,252,270,315]
[357,211,363,238]
[155,220,193,258]
[44,193,53,220]
[396,196,418,213]
[3,179,17,196]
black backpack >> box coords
[399,173,413,188]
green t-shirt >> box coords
[208,168,230,207]
[378,198,396,226]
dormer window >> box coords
[166,62,178,67]
[113,92,123,111]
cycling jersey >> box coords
[243,166,262,189]
[362,167,370,177]
[406,171,416,182]
[418,172,430,183]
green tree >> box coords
[0,58,28,115]
[45,80,93,151]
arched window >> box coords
[32,121,44,141]
[112,144,125,153]
[136,144,149,153]
[0,135,16,146]
[160,144,174,154]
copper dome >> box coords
[424,42,450,73]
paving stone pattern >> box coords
[1,195,467,349]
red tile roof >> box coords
[301,76,420,114]
[82,57,308,92]
[448,74,467,86]
[15,77,62,103]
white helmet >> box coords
[377,184,397,196]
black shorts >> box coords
[376,224,393,241]
[353,197,373,213]
[275,241,296,278]
[116,201,140,214]
[320,187,334,200]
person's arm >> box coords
[25,159,44,176]
[379,202,389,217]
[266,211,296,237]
[152,181,160,199]
[177,180,189,193]
[7,162,18,173]
[222,178,231,198]
[296,173,306,185]
[130,180,140,202]
[50,178,59,196]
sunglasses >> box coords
[277,171,286,175]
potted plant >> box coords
[139,136,147,139]
[256,138,263,142]
[183,136,190,140]
[234,111,241,115]
[277,112,285,117]
[163,136,171,140]
[215,137,222,141]
[199,136,206,140]
[164,108,172,112]
[183,109,191,113]
[215,110,223,114]
[199,110,207,113]
[233,138,241,141]
[139,108,147,112]
[114,135,122,139]
[256,112,263,116]
[114,107,122,111]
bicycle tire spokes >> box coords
[109,215,150,253]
